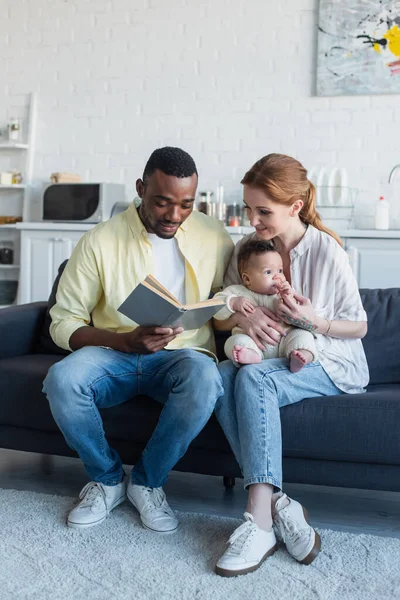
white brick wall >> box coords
[1,0,400,222]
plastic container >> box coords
[375,196,390,230]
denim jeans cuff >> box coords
[98,471,125,486]
[244,475,281,490]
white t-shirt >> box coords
[224,225,369,394]
[147,233,186,304]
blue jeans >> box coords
[43,347,223,487]
[215,358,341,490]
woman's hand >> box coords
[275,291,318,332]
[235,306,287,350]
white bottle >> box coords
[375,195,390,230]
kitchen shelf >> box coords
[0,224,18,229]
[0,184,26,189]
[0,264,20,269]
[0,142,28,150]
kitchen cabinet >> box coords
[226,227,400,289]
[15,225,400,307]
[343,237,400,289]
[19,229,85,304]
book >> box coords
[118,274,225,330]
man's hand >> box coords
[230,296,255,316]
[121,326,184,354]
[235,306,286,350]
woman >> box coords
[214,153,369,577]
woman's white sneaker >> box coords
[273,494,321,564]
[127,480,178,533]
[215,512,277,577]
[67,477,127,529]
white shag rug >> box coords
[0,488,399,600]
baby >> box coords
[214,238,317,373]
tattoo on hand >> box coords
[284,316,317,332]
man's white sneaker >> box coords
[273,494,321,564]
[67,477,127,529]
[215,512,277,577]
[127,480,178,533]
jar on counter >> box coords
[197,191,214,216]
[226,203,241,226]
[241,205,250,226]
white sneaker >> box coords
[215,512,277,577]
[127,480,178,533]
[67,477,127,529]
[273,494,321,564]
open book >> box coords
[118,274,225,330]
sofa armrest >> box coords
[0,302,47,359]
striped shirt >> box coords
[224,226,369,393]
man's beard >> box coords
[138,204,180,238]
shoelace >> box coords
[141,487,172,515]
[78,482,108,512]
[277,509,307,545]
[227,516,257,555]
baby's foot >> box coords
[289,349,314,373]
[232,345,262,365]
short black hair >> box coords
[142,146,198,183]
[237,238,277,276]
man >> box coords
[43,147,233,532]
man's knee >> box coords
[176,351,223,407]
[43,347,100,410]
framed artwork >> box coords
[317,0,400,96]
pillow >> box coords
[35,260,70,355]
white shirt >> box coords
[224,226,369,393]
[147,233,186,304]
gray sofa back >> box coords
[360,288,400,385]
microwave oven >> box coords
[41,183,126,223]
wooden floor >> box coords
[0,448,399,538]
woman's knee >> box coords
[234,362,283,407]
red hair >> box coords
[241,153,342,246]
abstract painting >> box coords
[317,0,400,96]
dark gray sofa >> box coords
[0,288,399,492]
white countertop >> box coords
[16,222,96,231]
[226,226,400,239]
[15,222,400,238]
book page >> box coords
[145,274,181,306]
[184,297,225,310]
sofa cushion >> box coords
[35,260,70,356]
[0,355,64,432]
[1,354,399,466]
[0,354,233,455]
[360,288,400,384]
[281,383,400,465]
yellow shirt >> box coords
[50,203,234,355]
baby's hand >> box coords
[272,273,289,294]
[278,281,293,297]
[230,296,256,316]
